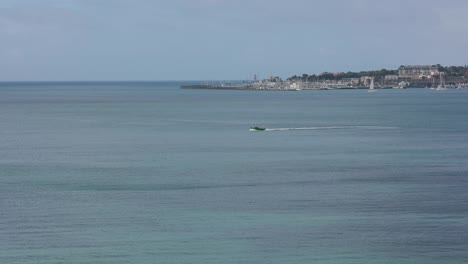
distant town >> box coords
[181,64,468,90]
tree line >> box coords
[438,65,468,76]
[288,65,468,81]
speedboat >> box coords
[250,126,267,131]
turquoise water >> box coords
[1,82,467,264]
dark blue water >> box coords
[1,82,467,264]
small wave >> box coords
[265,126,398,131]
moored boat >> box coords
[368,78,376,92]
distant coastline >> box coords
[180,84,378,91]
[181,64,468,91]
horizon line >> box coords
[0,80,245,83]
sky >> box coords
[0,0,467,81]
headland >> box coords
[181,64,468,91]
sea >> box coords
[1,81,467,264]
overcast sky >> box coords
[1,0,467,81]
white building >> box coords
[385,75,399,81]
[398,65,439,79]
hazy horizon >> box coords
[1,0,467,81]
[1,63,467,82]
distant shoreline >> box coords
[180,85,399,91]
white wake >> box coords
[264,126,398,131]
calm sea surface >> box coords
[1,82,467,264]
